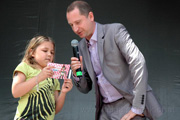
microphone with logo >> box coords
[71,39,82,77]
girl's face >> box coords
[32,41,54,69]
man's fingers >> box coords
[121,114,128,120]
[80,56,83,62]
[71,57,82,76]
[71,64,81,71]
[71,62,81,72]
[80,56,83,69]
[121,110,137,120]
[71,57,79,61]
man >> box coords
[66,1,163,120]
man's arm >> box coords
[115,24,148,117]
[71,57,92,94]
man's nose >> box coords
[73,25,79,32]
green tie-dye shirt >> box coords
[13,62,60,120]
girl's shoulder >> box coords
[13,62,39,78]
[16,62,32,70]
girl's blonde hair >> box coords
[22,35,55,69]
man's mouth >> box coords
[77,31,82,36]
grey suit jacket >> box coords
[73,23,163,120]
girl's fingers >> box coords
[63,79,73,89]
[64,81,73,88]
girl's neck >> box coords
[33,62,43,70]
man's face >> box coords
[66,8,94,40]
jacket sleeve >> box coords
[72,68,92,94]
[114,24,148,111]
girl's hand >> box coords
[61,79,73,93]
[38,65,54,82]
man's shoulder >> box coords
[98,23,125,35]
[97,23,125,33]
[78,38,86,47]
[100,22,124,28]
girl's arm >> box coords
[55,79,73,114]
[12,72,38,98]
[54,90,66,114]
[12,66,54,98]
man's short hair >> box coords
[67,0,92,17]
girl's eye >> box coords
[51,52,54,55]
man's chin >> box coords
[77,33,84,38]
[78,35,84,38]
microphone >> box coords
[71,39,82,77]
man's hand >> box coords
[70,56,83,76]
[120,110,144,120]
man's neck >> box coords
[85,22,96,40]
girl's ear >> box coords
[29,49,34,57]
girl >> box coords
[12,35,73,120]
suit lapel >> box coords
[81,23,105,78]
[96,24,127,95]
[97,23,105,68]
[82,38,103,120]
[82,39,96,82]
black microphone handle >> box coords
[72,46,80,58]
[72,46,82,77]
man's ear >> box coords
[89,11,94,21]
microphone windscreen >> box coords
[71,39,78,47]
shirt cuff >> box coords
[131,107,143,115]
[73,74,80,81]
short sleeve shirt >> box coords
[13,62,60,120]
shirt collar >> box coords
[86,23,97,46]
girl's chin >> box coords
[45,60,52,63]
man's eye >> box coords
[76,21,80,25]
